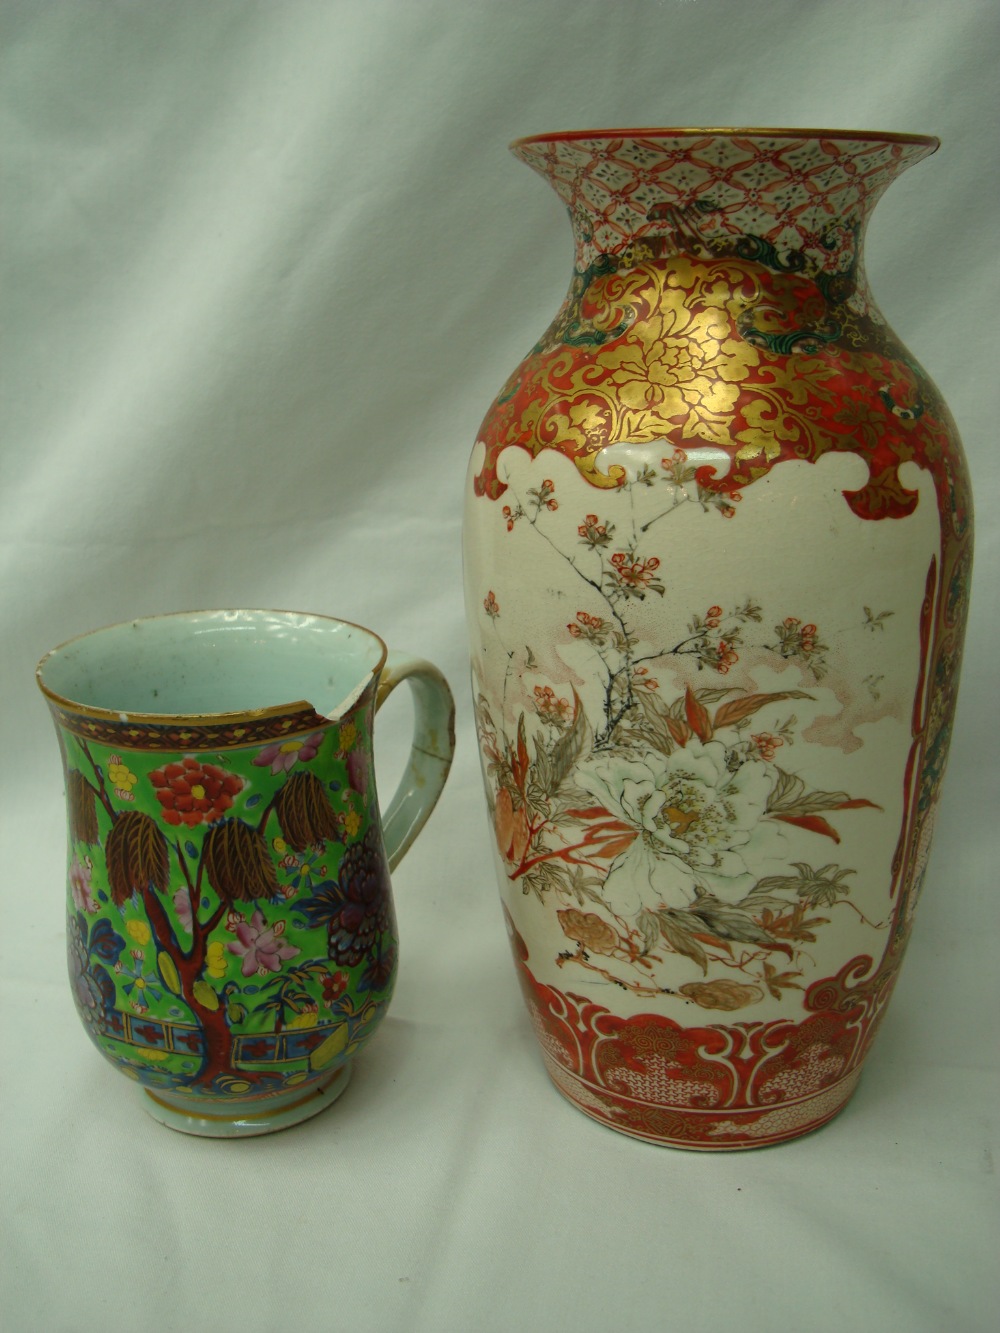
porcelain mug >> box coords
[37,610,455,1136]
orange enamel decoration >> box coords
[463,130,972,1149]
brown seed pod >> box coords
[203,817,278,903]
[273,771,340,852]
[105,810,170,906]
[67,769,100,845]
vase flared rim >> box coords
[511,127,940,151]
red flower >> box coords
[149,758,244,828]
[484,591,500,619]
[577,513,613,546]
[715,640,739,675]
[321,970,350,1005]
[751,732,784,762]
[567,610,605,638]
[610,552,662,591]
[533,685,571,724]
[633,666,658,690]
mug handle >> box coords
[374,653,455,871]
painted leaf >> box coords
[192,979,220,1011]
[203,818,279,902]
[591,832,639,859]
[713,690,813,729]
[656,910,708,973]
[684,687,713,742]
[88,918,126,964]
[295,880,347,929]
[309,1023,349,1071]
[688,898,777,947]
[766,767,879,816]
[274,772,340,851]
[636,908,660,956]
[105,810,170,906]
[772,812,841,842]
[665,715,692,748]
[513,713,529,789]
[546,691,590,792]
[633,687,679,755]
[157,950,182,995]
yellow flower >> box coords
[126,919,151,946]
[343,809,361,838]
[108,760,137,792]
[206,940,228,979]
[339,722,358,751]
[273,836,288,855]
[287,1007,319,1030]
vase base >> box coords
[139,1065,351,1137]
[543,1060,861,1150]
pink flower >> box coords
[69,854,97,913]
[173,887,193,932]
[226,909,301,978]
[347,747,370,795]
[253,731,324,775]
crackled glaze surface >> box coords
[464,131,972,1148]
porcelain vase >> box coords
[462,129,972,1148]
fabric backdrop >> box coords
[2,2,997,1330]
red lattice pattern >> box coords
[513,131,935,277]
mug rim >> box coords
[35,608,389,727]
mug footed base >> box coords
[139,1064,351,1137]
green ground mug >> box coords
[37,610,455,1136]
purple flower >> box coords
[227,909,301,978]
[253,732,325,775]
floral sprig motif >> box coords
[533,685,572,727]
[578,514,615,548]
[771,616,830,678]
[608,551,664,598]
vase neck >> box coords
[512,130,937,300]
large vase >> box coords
[462,129,972,1148]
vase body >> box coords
[463,130,972,1148]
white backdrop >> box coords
[2,2,997,1330]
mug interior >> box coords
[37,610,387,720]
